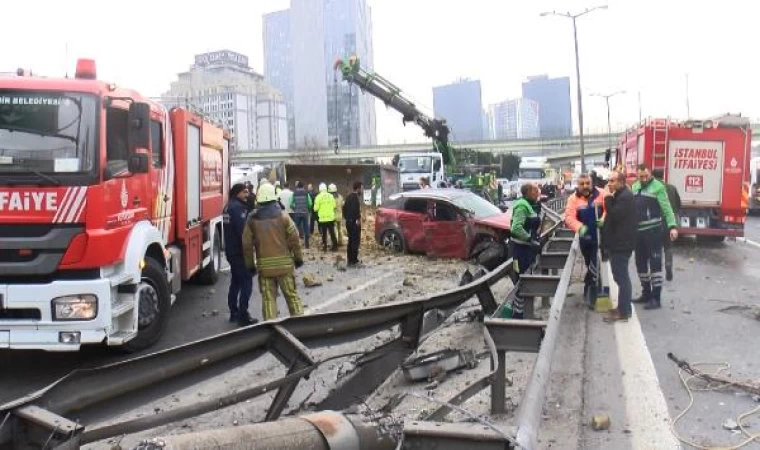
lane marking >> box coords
[605,261,681,449]
[311,271,398,313]
[738,237,760,250]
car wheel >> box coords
[381,229,404,253]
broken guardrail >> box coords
[0,197,575,450]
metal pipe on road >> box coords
[131,411,397,450]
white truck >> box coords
[397,152,445,191]
[517,157,558,199]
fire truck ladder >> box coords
[652,119,670,175]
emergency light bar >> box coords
[75,59,97,80]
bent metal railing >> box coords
[0,199,575,450]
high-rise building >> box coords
[263,9,295,148]
[522,75,572,138]
[433,79,483,142]
[488,98,540,140]
[161,50,288,152]
[263,0,376,149]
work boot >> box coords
[632,291,651,304]
[228,312,238,323]
[644,298,661,310]
[512,311,524,320]
[238,312,259,327]
[666,267,673,281]
[603,310,630,322]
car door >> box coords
[399,198,428,252]
[423,200,468,259]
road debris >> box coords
[590,414,611,431]
[723,418,740,431]
[302,273,322,287]
[402,349,477,382]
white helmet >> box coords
[328,183,337,193]
[319,183,327,192]
[256,183,278,203]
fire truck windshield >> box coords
[0,91,97,178]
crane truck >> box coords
[0,59,229,351]
[334,56,454,191]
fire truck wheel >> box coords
[198,232,222,285]
[121,257,171,353]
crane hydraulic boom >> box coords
[334,56,455,166]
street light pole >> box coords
[571,16,586,173]
[591,90,626,154]
[541,5,608,174]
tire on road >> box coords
[120,257,171,353]
[198,231,222,285]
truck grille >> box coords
[0,308,41,320]
[0,224,85,280]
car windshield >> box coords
[450,193,502,219]
[398,156,431,174]
[0,91,98,175]
[519,168,545,179]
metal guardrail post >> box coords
[514,236,578,450]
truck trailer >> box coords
[0,59,229,351]
[617,116,751,240]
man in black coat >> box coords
[601,170,638,322]
[343,181,364,266]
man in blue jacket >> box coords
[223,183,258,326]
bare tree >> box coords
[294,135,324,163]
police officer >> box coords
[223,183,257,326]
[509,183,542,319]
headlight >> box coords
[52,295,98,321]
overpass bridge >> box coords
[233,123,760,166]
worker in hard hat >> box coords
[314,183,338,251]
[329,183,344,246]
[243,183,305,321]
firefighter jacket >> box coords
[223,198,248,258]
[565,187,607,243]
[510,197,541,245]
[314,191,337,223]
[333,193,344,221]
[242,202,303,278]
[631,178,677,232]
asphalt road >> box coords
[0,247,450,406]
[637,238,760,449]
[745,215,760,242]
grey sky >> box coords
[3,0,757,145]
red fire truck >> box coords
[0,60,229,351]
[616,116,751,241]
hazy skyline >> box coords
[3,0,758,146]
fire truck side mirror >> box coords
[128,153,150,174]
[128,102,151,153]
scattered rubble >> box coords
[302,273,322,287]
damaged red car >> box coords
[374,189,511,259]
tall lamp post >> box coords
[591,90,626,155]
[541,5,608,173]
